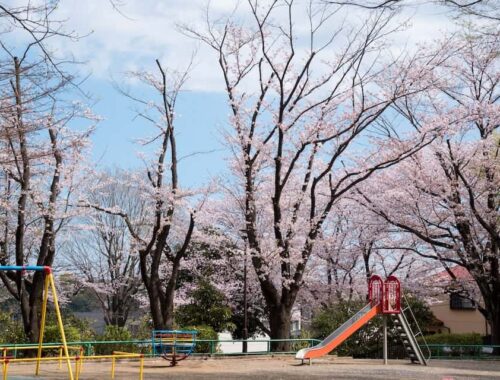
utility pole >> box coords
[240,231,248,354]
[383,314,388,365]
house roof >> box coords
[434,265,474,282]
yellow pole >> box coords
[59,346,63,369]
[35,273,51,376]
[75,357,81,380]
[111,356,116,379]
[139,355,144,380]
[2,359,8,380]
[78,347,84,376]
[49,272,74,380]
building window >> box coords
[450,293,475,310]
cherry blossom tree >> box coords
[0,33,95,342]
[81,60,201,330]
[0,1,84,90]
[66,170,146,327]
[194,202,271,338]
[185,0,443,350]
[327,0,500,21]
[301,200,416,309]
[358,29,500,343]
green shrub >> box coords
[44,325,82,343]
[175,281,235,333]
[63,314,96,341]
[0,311,25,344]
[419,332,483,345]
[420,333,484,357]
[291,330,315,351]
[0,309,95,346]
[130,316,153,340]
[95,326,136,355]
[43,311,95,343]
[182,325,218,354]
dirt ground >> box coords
[6,356,500,380]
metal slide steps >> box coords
[392,295,431,365]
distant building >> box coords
[291,308,301,337]
[428,266,490,336]
[291,304,313,337]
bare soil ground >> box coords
[7,356,500,380]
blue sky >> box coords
[26,0,457,188]
[85,77,229,188]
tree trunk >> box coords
[25,272,46,342]
[484,298,500,355]
[269,304,292,352]
[107,302,128,327]
[21,294,40,343]
[147,280,166,330]
[163,297,174,329]
[146,287,174,330]
[490,310,500,345]
[486,288,500,350]
[162,261,179,330]
[144,270,177,331]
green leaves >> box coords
[175,281,235,333]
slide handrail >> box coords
[401,292,432,361]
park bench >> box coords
[152,330,198,366]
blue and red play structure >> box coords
[152,330,198,366]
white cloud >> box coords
[50,0,458,93]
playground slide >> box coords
[296,303,379,360]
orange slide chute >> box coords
[296,303,380,360]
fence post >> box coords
[84,344,88,357]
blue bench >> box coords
[152,330,197,366]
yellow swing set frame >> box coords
[0,265,73,380]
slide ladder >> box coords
[296,303,379,361]
[393,295,431,365]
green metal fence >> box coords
[2,340,499,360]
[0,338,321,358]
[426,344,500,360]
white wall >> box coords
[217,332,271,354]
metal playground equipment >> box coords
[0,265,73,379]
[0,266,145,380]
[152,330,198,366]
[296,275,431,365]
[0,350,145,380]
